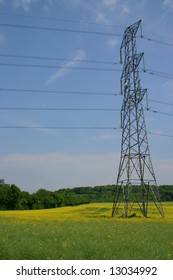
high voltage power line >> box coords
[0,61,173,80]
[0,21,173,48]
[0,62,120,72]
[0,19,172,140]
[0,107,120,111]
[0,11,125,29]
[149,99,173,107]
[0,22,122,37]
[0,88,173,108]
[1,11,173,44]
[148,132,173,139]
[147,109,173,117]
[0,107,172,117]
[0,53,119,66]
[1,12,173,48]
[141,36,173,48]
[0,88,118,96]
[0,126,120,130]
[0,125,172,139]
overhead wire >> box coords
[1,11,173,49]
[141,36,173,48]
[0,21,173,49]
[0,88,173,110]
[1,12,173,49]
[0,126,120,130]
[0,11,125,29]
[0,19,172,140]
[0,60,173,80]
[0,88,119,96]
[0,53,120,66]
[0,62,121,72]
[0,22,122,37]
[1,61,173,80]
[148,132,173,139]
[143,69,173,80]
[0,125,172,139]
[0,107,120,111]
[147,109,173,117]
[149,99,173,107]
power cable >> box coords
[141,36,173,48]
[0,62,121,72]
[1,21,173,49]
[0,126,120,130]
[0,22,122,37]
[0,11,125,29]
[0,88,119,96]
[143,69,173,79]
[1,12,173,48]
[147,109,173,117]
[1,89,173,109]
[149,99,173,107]
[0,125,172,138]
[1,61,173,80]
[0,53,119,66]
[148,131,173,139]
[0,107,120,111]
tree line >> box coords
[0,179,172,210]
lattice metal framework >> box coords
[112,20,164,218]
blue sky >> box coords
[0,0,173,192]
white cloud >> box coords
[43,0,52,11]
[12,0,39,12]
[102,0,118,8]
[95,11,109,24]
[0,151,119,191]
[154,158,173,185]
[107,37,120,48]
[90,133,118,141]
[163,0,173,9]
[0,112,59,136]
[162,81,173,88]
[1,150,172,192]
[122,3,130,14]
[45,49,86,85]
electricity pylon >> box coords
[112,20,164,218]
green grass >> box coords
[0,202,173,260]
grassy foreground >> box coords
[0,202,173,260]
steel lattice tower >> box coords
[112,20,164,218]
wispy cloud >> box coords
[95,11,109,24]
[12,0,39,12]
[90,133,119,141]
[43,0,52,11]
[0,112,59,136]
[1,150,172,191]
[45,49,86,86]
[162,81,173,89]
[163,0,173,9]
[122,3,130,14]
[102,0,118,9]
[0,151,119,191]
[107,37,120,48]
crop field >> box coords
[0,202,173,260]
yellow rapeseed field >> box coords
[0,202,172,223]
[0,202,173,259]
